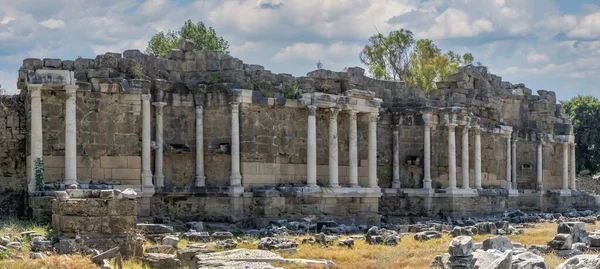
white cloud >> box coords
[423,8,494,39]
[39,18,65,29]
[565,12,600,39]
[527,52,550,63]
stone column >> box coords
[64,85,78,186]
[152,101,166,187]
[461,125,470,189]
[348,110,359,188]
[328,108,341,188]
[195,106,206,187]
[474,126,482,189]
[571,143,576,190]
[562,142,569,190]
[536,138,543,191]
[28,84,43,193]
[368,112,379,188]
[306,105,317,187]
[141,94,154,194]
[229,101,242,187]
[447,124,457,190]
[422,113,433,189]
[505,133,512,189]
[392,124,401,189]
[511,136,517,189]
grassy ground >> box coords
[0,219,595,268]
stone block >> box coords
[58,199,108,216]
[111,169,141,180]
[101,156,129,169]
[102,216,136,234]
[44,156,65,168]
[60,216,103,234]
[107,199,137,216]
[279,164,296,175]
[127,156,141,169]
[241,162,258,174]
[91,168,105,179]
[77,168,91,179]
[258,163,279,175]
[43,58,62,68]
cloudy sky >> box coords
[1,0,599,101]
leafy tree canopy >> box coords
[562,95,600,174]
[360,29,474,94]
[146,19,229,58]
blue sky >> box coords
[1,0,599,101]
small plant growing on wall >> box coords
[207,74,219,84]
[282,82,299,99]
[131,63,145,79]
[34,157,44,191]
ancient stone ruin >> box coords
[0,39,591,231]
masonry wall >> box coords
[27,89,143,185]
[0,95,27,217]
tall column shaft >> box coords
[511,138,517,189]
[562,142,569,190]
[306,106,317,187]
[392,125,400,189]
[64,86,78,186]
[505,134,512,189]
[153,102,166,187]
[447,124,457,189]
[461,126,469,189]
[348,111,359,188]
[368,113,378,188]
[195,106,206,187]
[29,85,43,192]
[474,127,482,189]
[328,108,340,188]
[229,102,242,187]
[571,143,576,190]
[422,114,432,189]
[141,94,154,193]
[536,139,543,191]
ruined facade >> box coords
[9,40,594,226]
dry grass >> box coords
[0,220,597,268]
[279,222,600,269]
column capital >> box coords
[368,112,379,122]
[152,102,167,107]
[348,109,358,120]
[446,123,457,131]
[472,125,481,134]
[329,107,341,117]
[391,124,400,132]
[307,105,317,116]
[141,94,151,101]
[230,101,240,112]
[64,85,79,93]
[29,84,43,98]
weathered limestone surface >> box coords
[2,42,586,222]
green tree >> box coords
[562,95,600,174]
[360,29,475,94]
[146,19,229,58]
[359,29,415,80]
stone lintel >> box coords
[402,188,434,197]
[440,188,478,197]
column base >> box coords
[64,179,78,187]
[154,174,165,187]
[228,186,244,197]
[444,188,478,197]
[195,175,206,187]
[141,185,155,197]
[508,189,519,197]
[391,180,401,189]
